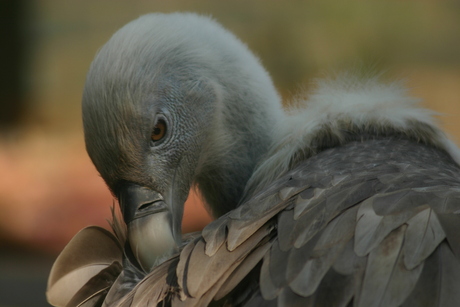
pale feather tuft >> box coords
[246,73,460,196]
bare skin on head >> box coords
[81,13,282,271]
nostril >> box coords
[133,200,168,220]
[138,202,154,211]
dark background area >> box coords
[1,1,459,306]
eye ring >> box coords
[151,119,167,142]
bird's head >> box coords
[82,13,281,271]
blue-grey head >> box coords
[82,13,282,271]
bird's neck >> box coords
[194,94,282,218]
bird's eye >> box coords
[151,119,167,142]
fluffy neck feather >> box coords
[246,74,460,195]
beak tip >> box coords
[127,212,178,271]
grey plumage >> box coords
[47,12,460,307]
[403,208,445,270]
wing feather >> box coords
[357,225,407,307]
[277,287,314,307]
[128,258,178,307]
[332,238,365,276]
[289,207,356,297]
[69,262,121,307]
[201,215,228,257]
[313,268,354,307]
[214,239,272,300]
[354,199,421,257]
[293,187,327,219]
[268,239,290,289]
[260,250,282,300]
[47,226,122,307]
[183,222,273,299]
[435,212,460,259]
[403,208,445,269]
[176,237,198,298]
[401,242,460,307]
[226,193,285,251]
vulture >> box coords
[47,12,460,307]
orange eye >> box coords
[151,120,166,142]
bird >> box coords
[47,12,460,307]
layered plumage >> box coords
[47,13,460,307]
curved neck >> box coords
[194,86,282,218]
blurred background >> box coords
[1,1,459,306]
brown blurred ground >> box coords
[0,1,459,306]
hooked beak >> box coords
[118,183,180,272]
